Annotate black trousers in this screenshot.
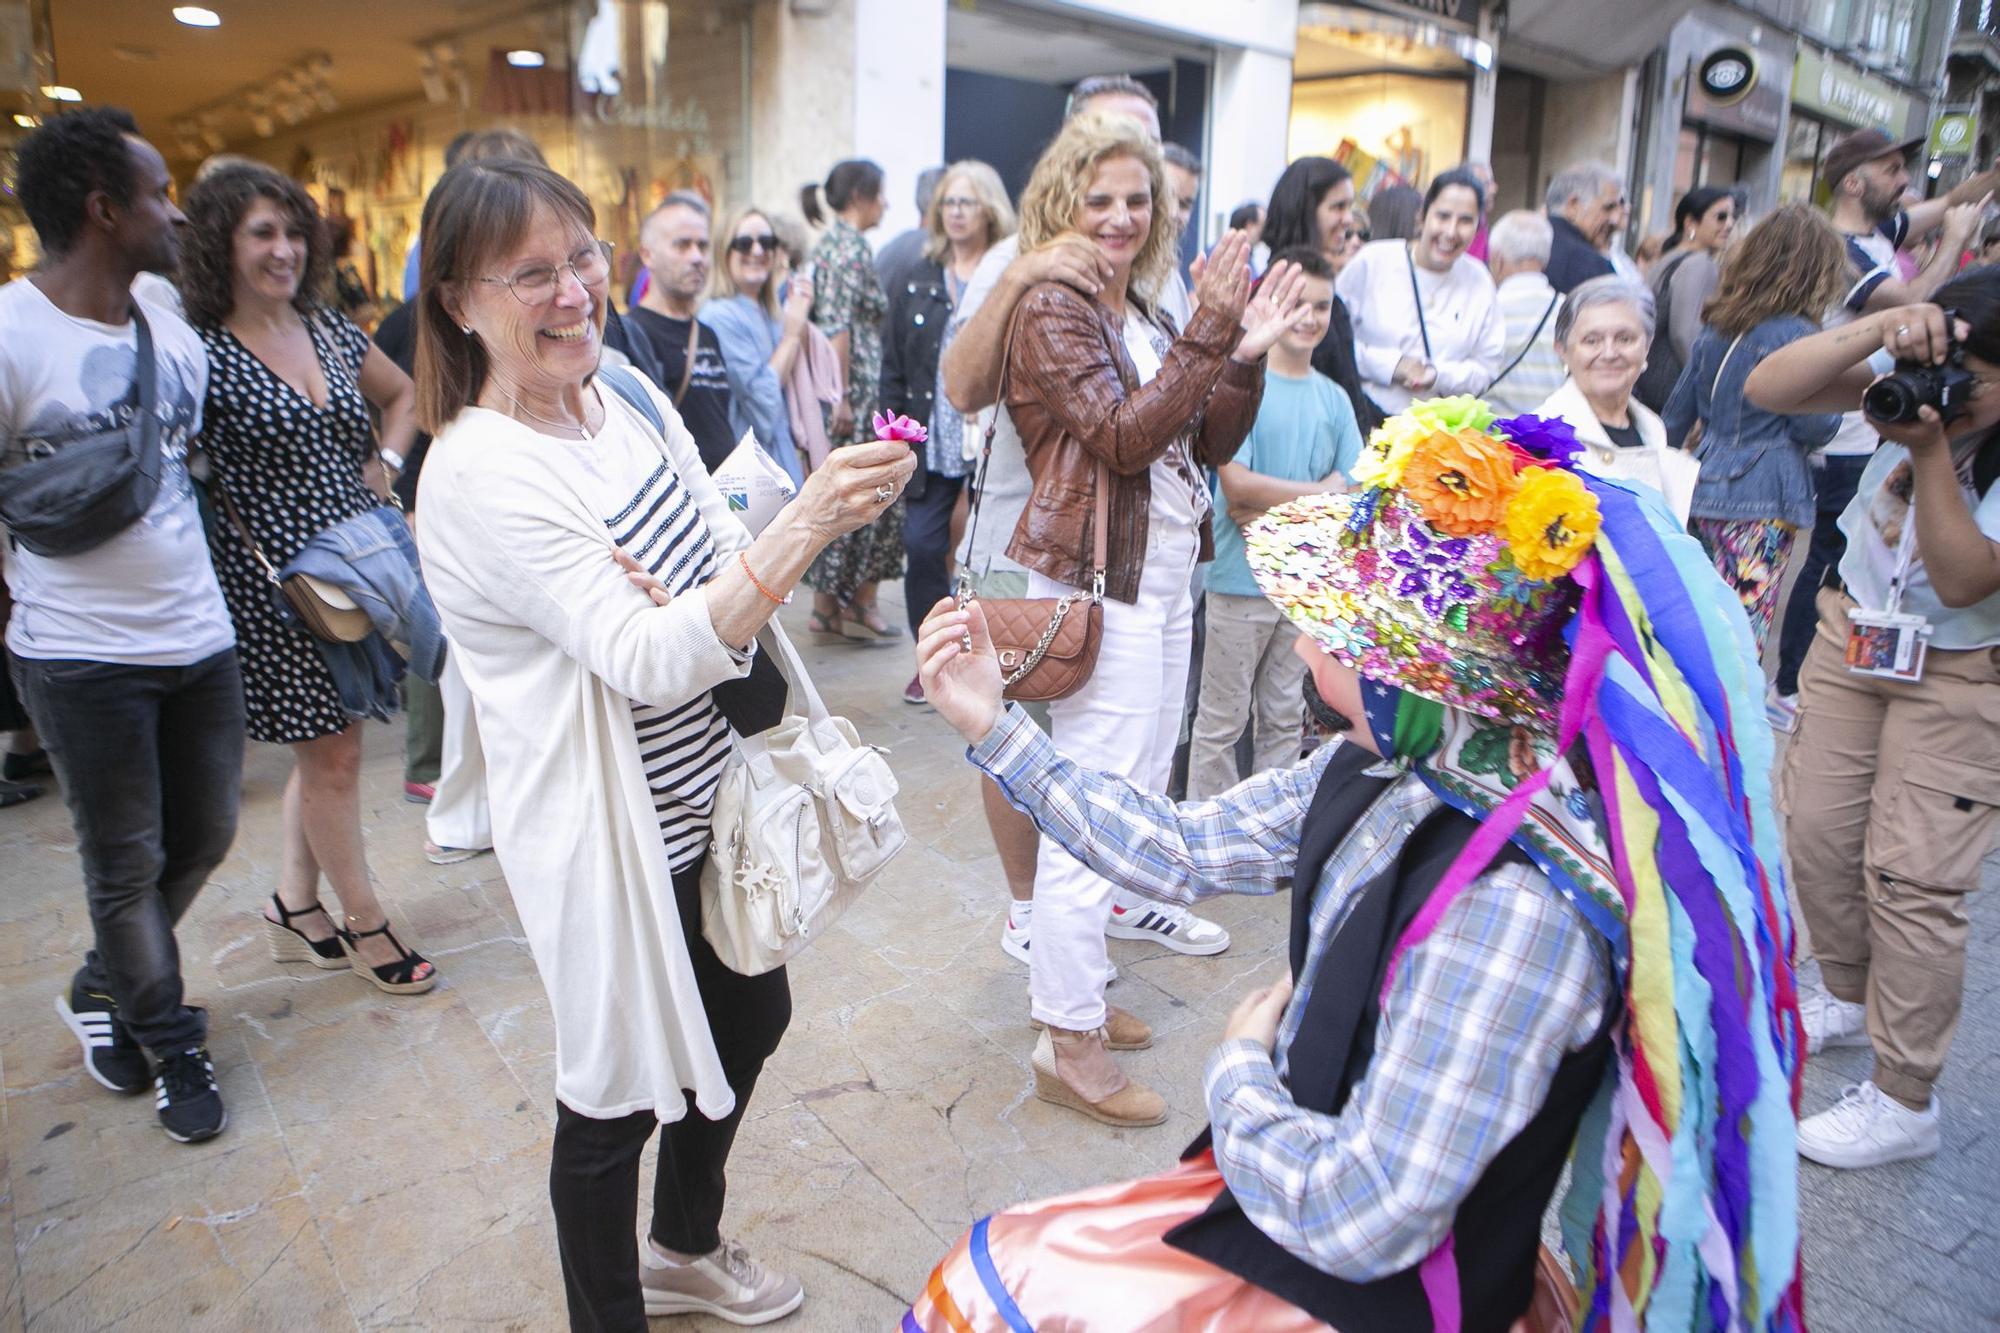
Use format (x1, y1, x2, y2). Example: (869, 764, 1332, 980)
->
(547, 854, 792, 1333)
(1774, 453, 1869, 696)
(903, 469, 967, 638)
(12, 649, 245, 1053)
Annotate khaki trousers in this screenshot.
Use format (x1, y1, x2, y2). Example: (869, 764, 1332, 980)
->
(1780, 587, 2000, 1106)
(1188, 593, 1306, 800)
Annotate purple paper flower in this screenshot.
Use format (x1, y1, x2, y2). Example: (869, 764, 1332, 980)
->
(872, 411, 929, 444)
(1494, 414, 1583, 470)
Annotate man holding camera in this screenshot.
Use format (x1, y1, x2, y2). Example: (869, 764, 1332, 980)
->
(1766, 132, 2000, 730)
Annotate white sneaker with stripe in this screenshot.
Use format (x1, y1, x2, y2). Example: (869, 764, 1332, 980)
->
(1105, 891, 1230, 956)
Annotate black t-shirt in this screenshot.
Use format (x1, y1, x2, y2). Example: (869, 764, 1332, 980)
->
(626, 306, 736, 474)
(370, 301, 427, 512)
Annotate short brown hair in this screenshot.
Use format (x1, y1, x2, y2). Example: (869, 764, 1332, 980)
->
(1701, 205, 1848, 339)
(1016, 113, 1175, 312)
(178, 163, 330, 330)
(413, 159, 595, 433)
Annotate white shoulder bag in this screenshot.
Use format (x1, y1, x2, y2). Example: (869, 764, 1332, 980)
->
(700, 622, 907, 975)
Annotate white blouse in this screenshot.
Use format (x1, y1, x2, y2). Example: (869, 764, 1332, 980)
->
(416, 375, 754, 1122)
(1335, 239, 1506, 415)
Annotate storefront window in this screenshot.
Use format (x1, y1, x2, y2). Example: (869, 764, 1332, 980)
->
(1782, 114, 1834, 204)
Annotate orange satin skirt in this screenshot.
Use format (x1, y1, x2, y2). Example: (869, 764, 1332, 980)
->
(904, 1151, 1332, 1332)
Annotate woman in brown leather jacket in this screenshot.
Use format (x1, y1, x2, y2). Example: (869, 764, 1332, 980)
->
(991, 111, 1309, 1127)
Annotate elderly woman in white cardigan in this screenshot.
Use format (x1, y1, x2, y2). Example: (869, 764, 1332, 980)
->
(1536, 274, 1699, 522)
(410, 159, 914, 1332)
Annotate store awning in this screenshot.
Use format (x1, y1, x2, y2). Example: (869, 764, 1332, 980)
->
(1499, 0, 1701, 81)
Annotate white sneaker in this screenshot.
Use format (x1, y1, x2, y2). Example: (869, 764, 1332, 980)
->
(1000, 905, 1117, 980)
(1106, 892, 1230, 956)
(639, 1237, 804, 1324)
(1797, 1080, 1940, 1169)
(1799, 983, 1869, 1055)
(1765, 686, 1798, 734)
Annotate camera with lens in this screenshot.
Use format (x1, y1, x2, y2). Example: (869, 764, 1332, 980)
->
(1863, 310, 1975, 426)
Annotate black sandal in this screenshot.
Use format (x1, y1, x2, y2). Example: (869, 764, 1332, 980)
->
(337, 918, 438, 995)
(0, 777, 43, 808)
(264, 894, 349, 970)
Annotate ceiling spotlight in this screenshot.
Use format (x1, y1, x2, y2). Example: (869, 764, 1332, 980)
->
(41, 85, 81, 102)
(506, 49, 546, 68)
(172, 6, 222, 26)
(13, 112, 40, 128)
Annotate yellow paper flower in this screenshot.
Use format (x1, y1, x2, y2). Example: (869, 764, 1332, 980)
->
(1404, 428, 1519, 536)
(1503, 466, 1601, 580)
(1351, 415, 1430, 489)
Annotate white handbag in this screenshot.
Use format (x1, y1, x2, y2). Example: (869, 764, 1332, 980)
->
(699, 622, 907, 976)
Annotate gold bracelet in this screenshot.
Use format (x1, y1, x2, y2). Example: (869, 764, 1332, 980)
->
(739, 550, 786, 605)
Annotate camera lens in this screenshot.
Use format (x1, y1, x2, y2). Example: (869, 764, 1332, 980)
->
(1862, 372, 1926, 424)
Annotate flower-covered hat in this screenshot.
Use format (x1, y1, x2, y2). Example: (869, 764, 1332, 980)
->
(1245, 396, 1600, 725)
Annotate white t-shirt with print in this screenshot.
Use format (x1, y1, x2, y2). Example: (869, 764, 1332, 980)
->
(0, 278, 234, 665)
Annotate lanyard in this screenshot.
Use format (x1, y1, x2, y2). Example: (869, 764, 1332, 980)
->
(1403, 245, 1433, 362)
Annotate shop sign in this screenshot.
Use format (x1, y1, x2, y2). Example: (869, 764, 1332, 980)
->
(1697, 46, 1758, 105)
(1791, 48, 1910, 131)
(1930, 110, 1977, 158)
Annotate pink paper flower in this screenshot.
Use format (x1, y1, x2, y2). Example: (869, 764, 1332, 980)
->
(872, 411, 928, 444)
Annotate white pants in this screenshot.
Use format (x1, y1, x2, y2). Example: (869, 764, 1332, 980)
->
(1026, 530, 1196, 1030)
(425, 654, 492, 851)
(1188, 593, 1306, 799)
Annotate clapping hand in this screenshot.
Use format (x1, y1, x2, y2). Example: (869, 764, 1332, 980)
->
(916, 597, 1004, 743)
(1194, 230, 1254, 328)
(1232, 259, 1313, 364)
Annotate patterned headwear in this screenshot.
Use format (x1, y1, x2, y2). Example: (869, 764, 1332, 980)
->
(1248, 398, 1806, 1333)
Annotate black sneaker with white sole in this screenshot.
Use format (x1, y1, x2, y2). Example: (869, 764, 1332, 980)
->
(55, 988, 151, 1093)
(154, 1047, 227, 1143)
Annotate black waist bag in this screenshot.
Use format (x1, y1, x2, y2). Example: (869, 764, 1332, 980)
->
(0, 305, 163, 557)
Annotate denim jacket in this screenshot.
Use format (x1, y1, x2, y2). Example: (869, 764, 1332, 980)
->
(1662, 316, 1841, 528)
(280, 506, 444, 720)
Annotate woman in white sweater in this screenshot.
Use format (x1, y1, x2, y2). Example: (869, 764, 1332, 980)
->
(409, 159, 914, 1331)
(1335, 168, 1505, 415)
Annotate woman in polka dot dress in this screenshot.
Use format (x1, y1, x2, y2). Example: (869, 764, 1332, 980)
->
(181, 164, 437, 995)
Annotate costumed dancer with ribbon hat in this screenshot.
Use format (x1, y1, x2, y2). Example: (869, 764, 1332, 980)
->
(906, 394, 1805, 1332)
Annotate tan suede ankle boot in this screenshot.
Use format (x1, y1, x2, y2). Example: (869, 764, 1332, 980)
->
(1031, 1027, 1167, 1127)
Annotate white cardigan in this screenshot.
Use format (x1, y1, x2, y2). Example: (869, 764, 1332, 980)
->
(1537, 377, 1699, 523)
(417, 377, 753, 1122)
(1336, 239, 1505, 415)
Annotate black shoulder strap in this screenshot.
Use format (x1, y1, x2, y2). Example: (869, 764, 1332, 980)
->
(1403, 245, 1432, 361)
(129, 304, 160, 477)
(1481, 293, 1559, 396)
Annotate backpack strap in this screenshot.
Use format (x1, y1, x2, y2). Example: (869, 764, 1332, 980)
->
(598, 364, 666, 437)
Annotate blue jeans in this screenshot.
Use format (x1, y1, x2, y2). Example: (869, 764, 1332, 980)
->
(12, 648, 245, 1054)
(1775, 453, 1869, 696)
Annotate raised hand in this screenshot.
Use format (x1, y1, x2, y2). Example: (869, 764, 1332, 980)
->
(789, 439, 916, 544)
(1194, 230, 1253, 327)
(915, 597, 1004, 743)
(1232, 259, 1313, 363)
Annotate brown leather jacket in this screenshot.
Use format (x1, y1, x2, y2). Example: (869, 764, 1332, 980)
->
(1002, 281, 1263, 604)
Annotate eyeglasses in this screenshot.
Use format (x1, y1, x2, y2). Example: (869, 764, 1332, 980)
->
(480, 240, 612, 305)
(938, 196, 980, 213)
(728, 233, 779, 256)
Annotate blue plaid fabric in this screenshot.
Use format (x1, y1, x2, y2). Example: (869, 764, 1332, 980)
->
(971, 704, 1613, 1280)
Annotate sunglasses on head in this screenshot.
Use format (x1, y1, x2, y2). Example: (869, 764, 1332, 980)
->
(728, 233, 778, 256)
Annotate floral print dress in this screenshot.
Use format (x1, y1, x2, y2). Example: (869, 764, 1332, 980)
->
(804, 218, 903, 603)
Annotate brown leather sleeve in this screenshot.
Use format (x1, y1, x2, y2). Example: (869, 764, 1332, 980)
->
(1007, 282, 1237, 477)
(1191, 355, 1265, 469)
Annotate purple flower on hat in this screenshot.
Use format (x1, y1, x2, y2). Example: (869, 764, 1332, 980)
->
(1494, 414, 1583, 470)
(1389, 522, 1477, 619)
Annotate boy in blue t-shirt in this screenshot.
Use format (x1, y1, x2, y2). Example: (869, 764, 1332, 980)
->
(1189, 248, 1362, 797)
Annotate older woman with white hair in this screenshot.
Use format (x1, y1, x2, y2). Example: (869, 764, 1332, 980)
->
(1482, 209, 1567, 415)
(1535, 274, 1698, 521)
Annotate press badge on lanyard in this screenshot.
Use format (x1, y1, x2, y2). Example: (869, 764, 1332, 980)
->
(1845, 520, 1932, 682)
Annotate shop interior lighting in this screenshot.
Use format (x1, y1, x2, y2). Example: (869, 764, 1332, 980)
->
(41, 85, 81, 102)
(172, 6, 222, 27)
(13, 113, 40, 128)
(505, 49, 546, 67)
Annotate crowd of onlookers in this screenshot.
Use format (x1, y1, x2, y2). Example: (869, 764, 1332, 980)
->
(3, 73, 1998, 1333)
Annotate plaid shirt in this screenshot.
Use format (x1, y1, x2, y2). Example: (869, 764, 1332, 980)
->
(971, 705, 1613, 1281)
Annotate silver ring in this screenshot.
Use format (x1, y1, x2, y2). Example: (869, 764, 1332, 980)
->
(1897, 325, 1910, 338)
(875, 483, 894, 504)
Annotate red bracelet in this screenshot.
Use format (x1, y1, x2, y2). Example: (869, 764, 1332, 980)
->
(739, 550, 786, 604)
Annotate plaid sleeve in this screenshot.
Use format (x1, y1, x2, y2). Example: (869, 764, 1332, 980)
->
(969, 703, 1330, 902)
(1202, 867, 1612, 1281)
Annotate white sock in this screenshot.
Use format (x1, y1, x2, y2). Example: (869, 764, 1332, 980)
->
(1008, 899, 1034, 928)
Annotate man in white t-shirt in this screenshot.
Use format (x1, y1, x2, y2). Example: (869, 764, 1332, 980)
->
(0, 109, 241, 1145)
(1768, 129, 2000, 725)
(939, 73, 1229, 966)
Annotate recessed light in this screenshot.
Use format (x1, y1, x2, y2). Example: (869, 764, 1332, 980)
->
(505, 49, 545, 68)
(13, 113, 40, 128)
(173, 6, 222, 26)
(41, 85, 81, 102)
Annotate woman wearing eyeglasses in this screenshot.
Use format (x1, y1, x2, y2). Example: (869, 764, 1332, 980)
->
(701, 207, 818, 487)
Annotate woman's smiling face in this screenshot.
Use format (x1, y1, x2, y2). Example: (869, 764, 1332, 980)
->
(457, 202, 608, 396)
(726, 212, 779, 297)
(1072, 152, 1153, 278)
(231, 196, 309, 306)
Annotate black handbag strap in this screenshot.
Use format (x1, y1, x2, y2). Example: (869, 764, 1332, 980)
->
(129, 303, 161, 477)
(1403, 245, 1432, 362)
(1480, 292, 1559, 396)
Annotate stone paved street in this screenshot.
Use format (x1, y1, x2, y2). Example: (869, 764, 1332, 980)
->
(3, 590, 1996, 1331)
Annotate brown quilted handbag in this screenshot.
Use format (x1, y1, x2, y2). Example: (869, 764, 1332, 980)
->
(957, 318, 1109, 704)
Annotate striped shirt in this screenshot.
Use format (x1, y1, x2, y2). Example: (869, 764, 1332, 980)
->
(970, 704, 1612, 1280)
(603, 440, 733, 870)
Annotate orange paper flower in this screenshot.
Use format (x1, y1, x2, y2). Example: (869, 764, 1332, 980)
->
(1403, 428, 1519, 536)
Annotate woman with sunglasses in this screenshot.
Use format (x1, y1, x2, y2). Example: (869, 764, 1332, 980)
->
(701, 207, 816, 486)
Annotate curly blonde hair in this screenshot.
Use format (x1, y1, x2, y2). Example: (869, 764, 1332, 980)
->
(923, 160, 1015, 265)
(1702, 205, 1849, 338)
(1016, 113, 1174, 310)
